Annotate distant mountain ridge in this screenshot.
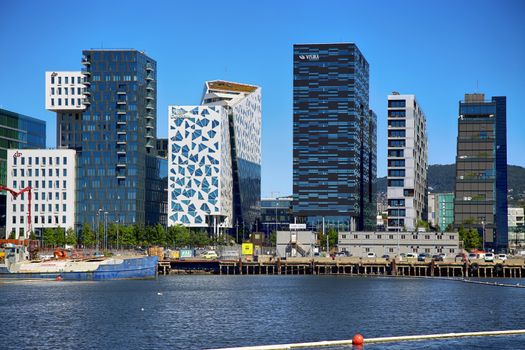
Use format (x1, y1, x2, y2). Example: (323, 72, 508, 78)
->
(377, 164, 525, 202)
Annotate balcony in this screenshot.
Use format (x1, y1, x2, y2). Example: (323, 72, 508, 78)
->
(116, 162, 127, 168)
(117, 130, 126, 135)
(81, 56, 91, 65)
(116, 139, 127, 145)
(146, 63, 154, 71)
(117, 110, 126, 115)
(146, 85, 154, 91)
(117, 149, 126, 155)
(145, 114, 154, 120)
(146, 74, 154, 81)
(81, 68, 91, 76)
(145, 124, 154, 129)
(117, 119, 127, 125)
(116, 174, 126, 180)
(83, 79, 91, 86)
(82, 98, 91, 105)
(117, 100, 127, 105)
(83, 89, 91, 95)
(146, 104, 154, 110)
(117, 91, 126, 95)
(146, 93, 154, 100)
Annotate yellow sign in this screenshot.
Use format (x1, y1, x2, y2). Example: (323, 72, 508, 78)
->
(242, 243, 253, 255)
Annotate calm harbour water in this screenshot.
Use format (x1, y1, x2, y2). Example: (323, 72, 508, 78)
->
(1, 276, 525, 349)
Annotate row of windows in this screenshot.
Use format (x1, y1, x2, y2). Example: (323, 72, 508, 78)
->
(50, 87, 83, 95)
(342, 233, 455, 240)
(13, 156, 68, 166)
(12, 180, 68, 190)
(13, 215, 67, 224)
(388, 179, 404, 187)
(14, 203, 67, 212)
(50, 76, 82, 85)
(11, 191, 67, 201)
(13, 168, 68, 177)
(50, 98, 82, 107)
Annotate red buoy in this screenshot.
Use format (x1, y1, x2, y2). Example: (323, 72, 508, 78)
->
(352, 333, 364, 345)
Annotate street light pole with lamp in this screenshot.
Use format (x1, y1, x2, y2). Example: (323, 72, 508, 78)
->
(96, 208, 102, 253)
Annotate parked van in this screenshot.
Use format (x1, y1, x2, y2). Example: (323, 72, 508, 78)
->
(406, 253, 417, 259)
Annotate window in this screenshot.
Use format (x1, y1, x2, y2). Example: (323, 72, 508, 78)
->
(63, 157, 67, 165)
(13, 169, 17, 177)
(389, 100, 406, 108)
(48, 204, 52, 211)
(365, 235, 370, 239)
(51, 76, 55, 84)
(65, 77, 68, 84)
(12, 204, 16, 212)
(63, 192, 67, 200)
(21, 169, 25, 177)
(342, 234, 347, 239)
(62, 216, 66, 224)
(388, 169, 405, 177)
(34, 203, 38, 212)
(388, 130, 406, 138)
(36, 157, 39, 165)
(63, 180, 66, 188)
(48, 216, 52, 224)
(56, 157, 60, 165)
(21, 157, 25, 165)
(35, 216, 39, 224)
(388, 179, 404, 187)
(55, 204, 59, 212)
(63, 169, 67, 176)
(51, 98, 55, 106)
(12, 216, 16, 224)
(404, 189, 415, 197)
(58, 76, 61, 84)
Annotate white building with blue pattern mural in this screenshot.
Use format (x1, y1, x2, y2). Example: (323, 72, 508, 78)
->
(168, 81, 261, 234)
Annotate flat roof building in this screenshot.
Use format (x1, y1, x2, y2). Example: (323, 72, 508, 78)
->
(293, 43, 376, 231)
(454, 93, 507, 252)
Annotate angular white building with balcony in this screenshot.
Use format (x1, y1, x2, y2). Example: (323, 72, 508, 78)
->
(387, 93, 428, 232)
(6, 149, 76, 239)
(168, 80, 261, 234)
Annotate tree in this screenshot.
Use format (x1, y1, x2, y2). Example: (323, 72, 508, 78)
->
(43, 228, 56, 247)
(191, 231, 210, 247)
(81, 223, 95, 248)
(119, 225, 137, 248)
(459, 226, 482, 251)
(319, 228, 337, 251)
(29, 231, 36, 240)
(445, 223, 454, 232)
(65, 227, 77, 246)
(172, 225, 191, 247)
(55, 227, 66, 247)
(269, 231, 277, 246)
(8, 231, 16, 239)
(416, 220, 430, 230)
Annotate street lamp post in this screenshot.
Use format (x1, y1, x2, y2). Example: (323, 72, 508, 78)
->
(481, 220, 485, 251)
(104, 212, 108, 251)
(96, 209, 102, 253)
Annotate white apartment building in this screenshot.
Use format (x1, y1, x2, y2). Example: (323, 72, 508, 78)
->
(45, 71, 86, 111)
(6, 149, 76, 239)
(387, 93, 428, 232)
(508, 207, 524, 228)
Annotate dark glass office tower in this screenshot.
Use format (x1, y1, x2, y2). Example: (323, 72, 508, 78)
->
(77, 49, 162, 226)
(454, 93, 507, 252)
(293, 43, 376, 231)
(0, 108, 46, 234)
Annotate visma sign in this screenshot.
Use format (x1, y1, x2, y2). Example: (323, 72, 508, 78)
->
(298, 54, 319, 61)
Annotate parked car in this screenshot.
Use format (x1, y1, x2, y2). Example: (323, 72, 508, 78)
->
(468, 253, 478, 261)
(455, 253, 467, 262)
(484, 252, 495, 262)
(202, 250, 218, 259)
(366, 252, 376, 258)
(438, 253, 447, 259)
(381, 254, 390, 260)
(336, 251, 350, 257)
(417, 253, 429, 262)
(432, 254, 443, 261)
(497, 254, 508, 261)
(406, 253, 417, 259)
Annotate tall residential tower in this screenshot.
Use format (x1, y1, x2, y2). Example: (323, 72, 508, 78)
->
(454, 93, 507, 252)
(46, 49, 167, 229)
(293, 43, 376, 231)
(386, 94, 428, 232)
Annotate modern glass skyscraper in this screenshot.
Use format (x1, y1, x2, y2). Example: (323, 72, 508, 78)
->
(454, 93, 507, 252)
(0, 108, 46, 234)
(72, 49, 164, 227)
(293, 43, 376, 231)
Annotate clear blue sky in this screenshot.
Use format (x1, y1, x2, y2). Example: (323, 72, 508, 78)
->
(1, 0, 524, 197)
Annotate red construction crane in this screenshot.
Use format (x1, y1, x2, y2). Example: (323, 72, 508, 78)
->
(0, 185, 32, 237)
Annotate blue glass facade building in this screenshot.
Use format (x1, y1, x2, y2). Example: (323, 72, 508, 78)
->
(74, 50, 165, 227)
(454, 94, 507, 252)
(293, 43, 376, 231)
(0, 108, 46, 232)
